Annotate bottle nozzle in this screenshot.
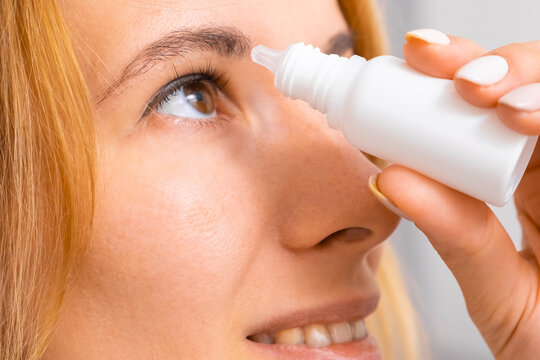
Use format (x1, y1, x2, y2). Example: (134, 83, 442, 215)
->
(251, 45, 284, 74)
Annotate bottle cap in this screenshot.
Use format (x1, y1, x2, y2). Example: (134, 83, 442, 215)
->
(251, 45, 284, 74)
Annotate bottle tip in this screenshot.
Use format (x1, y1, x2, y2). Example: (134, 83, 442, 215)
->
(251, 45, 284, 74)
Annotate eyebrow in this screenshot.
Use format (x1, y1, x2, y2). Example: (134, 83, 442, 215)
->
(97, 26, 355, 104)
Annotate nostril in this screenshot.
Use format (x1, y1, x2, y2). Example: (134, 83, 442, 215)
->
(318, 227, 372, 246)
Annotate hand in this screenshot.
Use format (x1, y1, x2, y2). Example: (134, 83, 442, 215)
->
(373, 29, 540, 359)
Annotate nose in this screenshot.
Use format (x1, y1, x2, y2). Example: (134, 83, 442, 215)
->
(247, 95, 400, 252)
(319, 227, 373, 246)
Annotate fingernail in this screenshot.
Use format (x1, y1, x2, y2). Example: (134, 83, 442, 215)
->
(455, 55, 509, 86)
(405, 28, 451, 45)
(498, 82, 540, 112)
(368, 174, 411, 221)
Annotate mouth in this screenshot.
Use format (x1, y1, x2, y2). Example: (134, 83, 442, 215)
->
(246, 298, 381, 360)
(248, 317, 368, 346)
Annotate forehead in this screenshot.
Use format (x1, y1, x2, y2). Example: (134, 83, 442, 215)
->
(63, 0, 347, 93)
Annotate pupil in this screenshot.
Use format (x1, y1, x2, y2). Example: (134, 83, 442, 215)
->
(184, 82, 215, 114)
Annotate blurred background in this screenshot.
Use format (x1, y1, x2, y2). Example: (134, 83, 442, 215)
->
(379, 0, 540, 359)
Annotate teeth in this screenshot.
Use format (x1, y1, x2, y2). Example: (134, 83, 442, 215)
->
(350, 319, 367, 340)
(275, 327, 304, 345)
(250, 319, 368, 347)
(328, 321, 353, 344)
(304, 324, 332, 347)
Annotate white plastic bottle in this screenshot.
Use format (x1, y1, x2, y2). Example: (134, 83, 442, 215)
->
(251, 42, 538, 206)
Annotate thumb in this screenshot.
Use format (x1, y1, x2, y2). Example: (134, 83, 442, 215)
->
(373, 165, 536, 354)
(515, 141, 540, 226)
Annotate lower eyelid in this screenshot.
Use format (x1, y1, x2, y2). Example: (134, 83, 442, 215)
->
(145, 107, 232, 131)
(140, 79, 240, 131)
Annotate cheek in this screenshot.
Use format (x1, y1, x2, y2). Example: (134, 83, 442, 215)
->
(84, 134, 258, 349)
(366, 245, 384, 271)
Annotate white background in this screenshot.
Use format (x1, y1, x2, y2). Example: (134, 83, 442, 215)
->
(380, 0, 539, 358)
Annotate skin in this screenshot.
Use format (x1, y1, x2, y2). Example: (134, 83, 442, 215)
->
(44, 0, 540, 358)
(43, 0, 398, 359)
(380, 38, 540, 358)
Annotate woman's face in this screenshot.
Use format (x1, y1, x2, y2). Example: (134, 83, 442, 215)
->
(46, 0, 400, 359)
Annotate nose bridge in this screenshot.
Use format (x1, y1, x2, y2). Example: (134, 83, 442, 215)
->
(252, 97, 395, 251)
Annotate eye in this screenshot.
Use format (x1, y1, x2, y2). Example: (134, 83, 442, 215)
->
(144, 67, 229, 121)
(156, 80, 217, 119)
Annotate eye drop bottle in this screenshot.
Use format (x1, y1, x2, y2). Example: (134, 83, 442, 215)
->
(251, 43, 538, 206)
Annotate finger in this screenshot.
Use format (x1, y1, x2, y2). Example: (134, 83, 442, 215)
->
(373, 165, 536, 353)
(454, 41, 540, 107)
(403, 29, 486, 79)
(514, 140, 540, 229)
(514, 141, 540, 272)
(519, 213, 540, 261)
(496, 83, 540, 135)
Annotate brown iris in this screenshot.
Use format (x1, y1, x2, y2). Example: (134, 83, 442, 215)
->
(183, 81, 216, 115)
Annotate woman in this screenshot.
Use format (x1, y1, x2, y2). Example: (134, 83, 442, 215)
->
(1, 0, 539, 359)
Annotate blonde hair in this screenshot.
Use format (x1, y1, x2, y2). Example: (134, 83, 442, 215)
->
(0, 0, 95, 359)
(0, 0, 423, 359)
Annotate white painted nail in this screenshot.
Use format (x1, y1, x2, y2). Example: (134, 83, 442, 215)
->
(455, 55, 509, 86)
(498, 83, 540, 112)
(405, 28, 451, 45)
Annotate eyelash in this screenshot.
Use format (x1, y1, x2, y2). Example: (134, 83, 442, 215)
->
(143, 63, 230, 118)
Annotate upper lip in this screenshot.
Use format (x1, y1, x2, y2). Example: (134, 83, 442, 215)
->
(246, 295, 380, 337)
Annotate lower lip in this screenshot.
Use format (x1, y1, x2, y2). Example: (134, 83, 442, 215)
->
(247, 336, 381, 360)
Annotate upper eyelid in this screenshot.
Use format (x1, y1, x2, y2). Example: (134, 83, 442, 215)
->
(142, 70, 226, 118)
